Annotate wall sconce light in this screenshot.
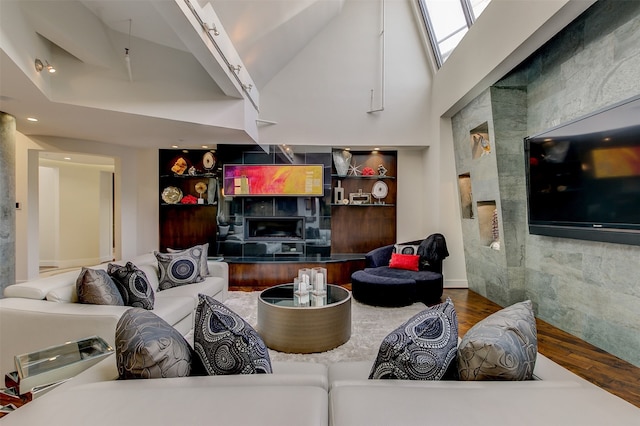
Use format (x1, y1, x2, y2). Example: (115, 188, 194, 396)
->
(229, 64, 241, 73)
(205, 23, 220, 36)
(35, 58, 55, 73)
(242, 83, 253, 91)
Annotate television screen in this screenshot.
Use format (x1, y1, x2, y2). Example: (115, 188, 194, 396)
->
(223, 164, 324, 196)
(525, 95, 640, 246)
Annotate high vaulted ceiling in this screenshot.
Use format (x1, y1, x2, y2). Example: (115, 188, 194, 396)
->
(0, 0, 343, 149)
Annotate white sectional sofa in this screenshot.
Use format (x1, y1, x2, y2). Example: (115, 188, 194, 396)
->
(1, 352, 638, 425)
(0, 355, 329, 426)
(327, 355, 640, 425)
(0, 253, 228, 375)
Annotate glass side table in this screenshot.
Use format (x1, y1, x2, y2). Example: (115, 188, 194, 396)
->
(13, 336, 113, 396)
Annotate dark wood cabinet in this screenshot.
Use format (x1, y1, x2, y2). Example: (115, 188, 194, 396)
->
(330, 151, 397, 253)
(159, 149, 219, 255)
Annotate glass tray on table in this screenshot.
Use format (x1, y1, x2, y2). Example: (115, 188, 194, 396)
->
(14, 336, 114, 396)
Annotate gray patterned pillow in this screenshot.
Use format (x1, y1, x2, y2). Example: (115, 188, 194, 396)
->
(155, 246, 205, 290)
(457, 300, 537, 381)
(76, 267, 124, 306)
(167, 243, 210, 277)
(115, 308, 193, 379)
(369, 297, 458, 380)
(107, 262, 155, 310)
(194, 294, 272, 375)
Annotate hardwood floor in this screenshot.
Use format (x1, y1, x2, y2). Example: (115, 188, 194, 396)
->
(443, 288, 640, 409)
(232, 284, 640, 409)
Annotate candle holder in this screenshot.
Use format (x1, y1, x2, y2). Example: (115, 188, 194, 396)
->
(311, 267, 327, 296)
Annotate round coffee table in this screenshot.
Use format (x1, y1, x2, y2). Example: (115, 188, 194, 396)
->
(257, 284, 351, 353)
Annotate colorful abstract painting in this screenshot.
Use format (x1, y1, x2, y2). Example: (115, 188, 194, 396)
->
(223, 164, 324, 196)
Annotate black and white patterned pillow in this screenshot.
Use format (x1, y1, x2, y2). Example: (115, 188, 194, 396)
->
(194, 294, 272, 375)
(115, 308, 193, 379)
(458, 300, 537, 381)
(369, 297, 458, 380)
(167, 243, 210, 277)
(107, 262, 155, 310)
(155, 247, 205, 290)
(76, 267, 124, 306)
(393, 243, 420, 255)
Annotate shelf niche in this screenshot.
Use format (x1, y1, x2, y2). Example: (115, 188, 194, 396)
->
(470, 122, 491, 160)
(477, 200, 499, 248)
(458, 173, 473, 219)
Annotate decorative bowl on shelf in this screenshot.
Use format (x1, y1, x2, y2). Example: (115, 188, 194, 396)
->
(161, 186, 183, 204)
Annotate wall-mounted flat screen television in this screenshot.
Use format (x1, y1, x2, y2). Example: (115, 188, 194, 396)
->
(223, 164, 324, 196)
(524, 94, 640, 246)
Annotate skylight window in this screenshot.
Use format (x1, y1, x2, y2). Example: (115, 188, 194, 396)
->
(418, 0, 491, 68)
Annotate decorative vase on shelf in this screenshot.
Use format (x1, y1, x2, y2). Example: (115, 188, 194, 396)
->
(332, 150, 352, 177)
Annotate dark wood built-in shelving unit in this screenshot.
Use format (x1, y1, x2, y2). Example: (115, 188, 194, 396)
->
(330, 151, 397, 254)
(159, 149, 219, 255)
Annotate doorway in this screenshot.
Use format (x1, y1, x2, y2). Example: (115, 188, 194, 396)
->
(38, 152, 115, 273)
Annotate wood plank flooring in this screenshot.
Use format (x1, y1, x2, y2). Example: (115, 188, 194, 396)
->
(232, 284, 640, 409)
(440, 289, 640, 409)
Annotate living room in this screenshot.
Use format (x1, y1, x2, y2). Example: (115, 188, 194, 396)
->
(1, 0, 639, 421)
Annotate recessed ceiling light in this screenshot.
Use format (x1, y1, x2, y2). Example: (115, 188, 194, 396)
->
(202, 145, 209, 149)
(171, 145, 179, 149)
(27, 117, 38, 122)
(64, 157, 71, 160)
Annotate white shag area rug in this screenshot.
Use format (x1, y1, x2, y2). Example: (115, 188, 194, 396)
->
(222, 291, 428, 365)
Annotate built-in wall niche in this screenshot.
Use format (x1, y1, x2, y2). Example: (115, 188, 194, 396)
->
(458, 173, 473, 219)
(477, 200, 499, 249)
(470, 122, 491, 159)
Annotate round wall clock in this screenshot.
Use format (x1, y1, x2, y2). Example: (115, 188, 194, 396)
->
(203, 152, 216, 170)
(372, 180, 388, 203)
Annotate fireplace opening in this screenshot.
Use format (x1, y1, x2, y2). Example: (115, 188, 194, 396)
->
(245, 217, 305, 240)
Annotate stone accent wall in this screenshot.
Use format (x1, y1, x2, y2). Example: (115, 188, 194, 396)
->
(452, 0, 640, 366)
(0, 112, 16, 296)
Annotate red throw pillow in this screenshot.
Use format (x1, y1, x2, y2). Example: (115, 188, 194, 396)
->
(389, 253, 420, 271)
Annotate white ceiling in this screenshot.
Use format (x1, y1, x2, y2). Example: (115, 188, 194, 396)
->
(0, 0, 342, 150)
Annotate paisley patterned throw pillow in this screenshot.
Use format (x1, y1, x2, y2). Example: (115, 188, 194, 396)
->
(194, 294, 272, 375)
(76, 267, 124, 306)
(155, 246, 205, 290)
(457, 300, 537, 381)
(115, 308, 193, 379)
(369, 297, 458, 380)
(108, 262, 155, 309)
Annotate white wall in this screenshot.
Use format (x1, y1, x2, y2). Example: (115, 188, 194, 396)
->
(258, 0, 432, 148)
(38, 166, 58, 266)
(14, 134, 157, 281)
(256, 0, 468, 286)
(37, 159, 113, 268)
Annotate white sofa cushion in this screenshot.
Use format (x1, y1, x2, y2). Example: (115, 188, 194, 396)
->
(46, 283, 78, 303)
(1, 383, 328, 426)
(54, 355, 329, 391)
(4, 270, 81, 300)
(329, 381, 639, 426)
(155, 276, 225, 307)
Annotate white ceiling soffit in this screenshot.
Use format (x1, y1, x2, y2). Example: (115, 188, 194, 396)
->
(1, 0, 260, 148)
